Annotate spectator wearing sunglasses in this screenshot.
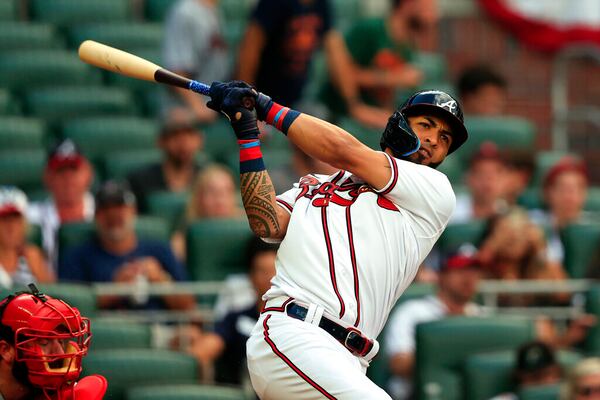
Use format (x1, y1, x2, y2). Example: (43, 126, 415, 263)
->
(562, 358, 600, 400)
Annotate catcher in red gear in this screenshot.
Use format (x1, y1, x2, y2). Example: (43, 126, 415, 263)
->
(0, 284, 107, 400)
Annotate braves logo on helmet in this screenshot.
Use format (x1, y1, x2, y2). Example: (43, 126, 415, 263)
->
(437, 100, 458, 114)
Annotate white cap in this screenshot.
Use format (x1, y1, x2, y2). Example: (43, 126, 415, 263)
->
(0, 186, 28, 216)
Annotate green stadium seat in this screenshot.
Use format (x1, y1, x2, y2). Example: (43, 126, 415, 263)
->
(585, 285, 600, 354)
(437, 154, 463, 184)
(102, 149, 162, 180)
(0, 117, 46, 150)
(464, 350, 580, 400)
(82, 350, 198, 400)
(58, 217, 170, 264)
(0, 50, 101, 91)
(415, 316, 535, 400)
(24, 87, 137, 123)
(62, 117, 158, 164)
(68, 23, 164, 51)
(413, 52, 448, 85)
(144, 0, 176, 21)
(139, 87, 162, 118)
(331, 0, 361, 30)
(1, 283, 98, 317)
(587, 187, 600, 212)
(437, 221, 486, 254)
(146, 191, 189, 233)
(202, 118, 239, 163)
(0, 89, 19, 115)
(460, 116, 536, 164)
(27, 224, 43, 248)
(186, 219, 253, 281)
(30, 0, 130, 26)
(225, 147, 292, 173)
(0, 0, 17, 21)
(338, 117, 383, 150)
(0, 149, 45, 193)
(127, 384, 247, 400)
(220, 0, 254, 22)
(0, 23, 63, 50)
(561, 222, 600, 279)
(91, 320, 152, 351)
(518, 384, 562, 400)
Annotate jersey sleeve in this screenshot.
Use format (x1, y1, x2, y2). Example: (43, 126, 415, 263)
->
(275, 182, 302, 215)
(376, 153, 456, 238)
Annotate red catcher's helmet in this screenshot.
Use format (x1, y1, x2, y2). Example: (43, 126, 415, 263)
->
(0, 285, 91, 392)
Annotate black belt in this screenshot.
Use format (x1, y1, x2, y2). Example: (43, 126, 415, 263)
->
(285, 303, 373, 358)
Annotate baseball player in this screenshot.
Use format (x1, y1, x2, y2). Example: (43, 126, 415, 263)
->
(0, 284, 106, 400)
(207, 81, 468, 399)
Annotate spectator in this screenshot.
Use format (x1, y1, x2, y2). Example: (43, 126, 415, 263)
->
(27, 139, 94, 268)
(184, 237, 279, 385)
(386, 248, 483, 399)
(162, 0, 229, 122)
(457, 64, 507, 116)
(320, 0, 438, 127)
(0, 187, 54, 288)
(530, 157, 590, 265)
(490, 341, 563, 400)
(59, 181, 195, 311)
(451, 142, 510, 224)
(171, 164, 244, 260)
(561, 358, 600, 400)
(127, 117, 205, 213)
(504, 149, 535, 207)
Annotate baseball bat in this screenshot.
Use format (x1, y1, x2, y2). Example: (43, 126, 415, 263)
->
(78, 40, 210, 95)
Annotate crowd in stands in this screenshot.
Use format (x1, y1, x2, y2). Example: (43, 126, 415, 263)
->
(1, 0, 600, 398)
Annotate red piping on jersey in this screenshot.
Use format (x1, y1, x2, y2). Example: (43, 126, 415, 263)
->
(321, 207, 345, 319)
(379, 154, 398, 195)
(276, 199, 293, 213)
(262, 314, 338, 399)
(262, 297, 294, 313)
(346, 206, 361, 327)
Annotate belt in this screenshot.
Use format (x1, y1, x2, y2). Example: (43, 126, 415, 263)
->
(285, 302, 374, 358)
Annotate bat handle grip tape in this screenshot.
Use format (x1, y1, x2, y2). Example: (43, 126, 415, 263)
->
(188, 80, 210, 95)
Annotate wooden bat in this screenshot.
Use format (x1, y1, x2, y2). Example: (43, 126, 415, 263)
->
(78, 40, 211, 95)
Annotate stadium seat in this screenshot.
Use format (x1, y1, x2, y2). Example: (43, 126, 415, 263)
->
(460, 116, 536, 164)
(202, 118, 240, 163)
(518, 384, 562, 400)
(436, 221, 486, 253)
(225, 147, 293, 173)
(186, 219, 253, 281)
(585, 285, 600, 354)
(58, 217, 170, 265)
(414, 316, 535, 400)
(144, 0, 176, 21)
(24, 87, 137, 123)
(30, 0, 130, 26)
(0, 23, 64, 50)
(587, 187, 600, 212)
(437, 154, 463, 184)
(0, 89, 18, 115)
(0, 149, 45, 193)
(62, 117, 158, 164)
(0, 117, 46, 150)
(464, 350, 580, 400)
(0, 0, 16, 21)
(413, 52, 448, 85)
(338, 117, 383, 151)
(68, 23, 164, 51)
(127, 384, 247, 400)
(139, 87, 162, 118)
(0, 50, 101, 91)
(91, 320, 152, 351)
(146, 191, 189, 233)
(220, 0, 254, 22)
(82, 350, 198, 400)
(331, 0, 361, 30)
(561, 222, 600, 278)
(27, 224, 43, 248)
(102, 149, 162, 180)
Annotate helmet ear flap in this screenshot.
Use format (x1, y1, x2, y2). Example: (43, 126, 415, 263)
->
(380, 110, 420, 158)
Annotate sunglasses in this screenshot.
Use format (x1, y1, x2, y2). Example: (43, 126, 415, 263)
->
(578, 385, 600, 396)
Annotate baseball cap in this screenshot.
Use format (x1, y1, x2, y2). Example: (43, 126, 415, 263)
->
(94, 181, 136, 210)
(160, 115, 201, 137)
(0, 186, 28, 217)
(468, 141, 505, 168)
(516, 341, 557, 372)
(543, 156, 588, 188)
(440, 243, 480, 272)
(47, 139, 86, 170)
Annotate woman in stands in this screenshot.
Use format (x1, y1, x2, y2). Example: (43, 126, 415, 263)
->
(0, 186, 54, 288)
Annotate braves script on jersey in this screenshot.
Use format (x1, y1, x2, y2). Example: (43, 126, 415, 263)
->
(265, 153, 456, 339)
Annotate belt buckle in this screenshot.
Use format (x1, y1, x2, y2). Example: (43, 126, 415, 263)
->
(343, 328, 371, 357)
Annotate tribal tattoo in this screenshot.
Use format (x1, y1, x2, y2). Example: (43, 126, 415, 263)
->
(240, 170, 281, 238)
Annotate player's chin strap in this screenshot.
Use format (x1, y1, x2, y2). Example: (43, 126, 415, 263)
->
(49, 375, 108, 400)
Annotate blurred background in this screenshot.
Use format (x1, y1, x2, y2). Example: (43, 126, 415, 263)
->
(0, 0, 600, 399)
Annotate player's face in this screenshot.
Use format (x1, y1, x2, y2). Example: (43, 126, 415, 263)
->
(406, 115, 453, 167)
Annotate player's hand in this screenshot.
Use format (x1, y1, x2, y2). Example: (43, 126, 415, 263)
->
(207, 81, 261, 140)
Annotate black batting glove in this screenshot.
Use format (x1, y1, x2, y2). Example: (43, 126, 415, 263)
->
(207, 81, 260, 140)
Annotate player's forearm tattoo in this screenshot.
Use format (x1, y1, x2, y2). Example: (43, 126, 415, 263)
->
(240, 171, 280, 237)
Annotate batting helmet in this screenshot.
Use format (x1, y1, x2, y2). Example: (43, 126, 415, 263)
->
(0, 284, 91, 392)
(380, 90, 468, 157)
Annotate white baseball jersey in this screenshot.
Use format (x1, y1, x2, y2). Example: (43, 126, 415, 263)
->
(264, 152, 456, 339)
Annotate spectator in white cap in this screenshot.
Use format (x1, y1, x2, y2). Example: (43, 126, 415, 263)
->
(0, 186, 54, 288)
(27, 139, 95, 269)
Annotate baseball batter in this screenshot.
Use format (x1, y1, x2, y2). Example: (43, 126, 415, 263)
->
(207, 81, 468, 399)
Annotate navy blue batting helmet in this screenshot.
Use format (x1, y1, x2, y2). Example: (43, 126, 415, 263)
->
(380, 90, 468, 157)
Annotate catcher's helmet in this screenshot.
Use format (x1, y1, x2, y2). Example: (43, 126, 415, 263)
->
(380, 90, 468, 157)
(0, 284, 90, 392)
